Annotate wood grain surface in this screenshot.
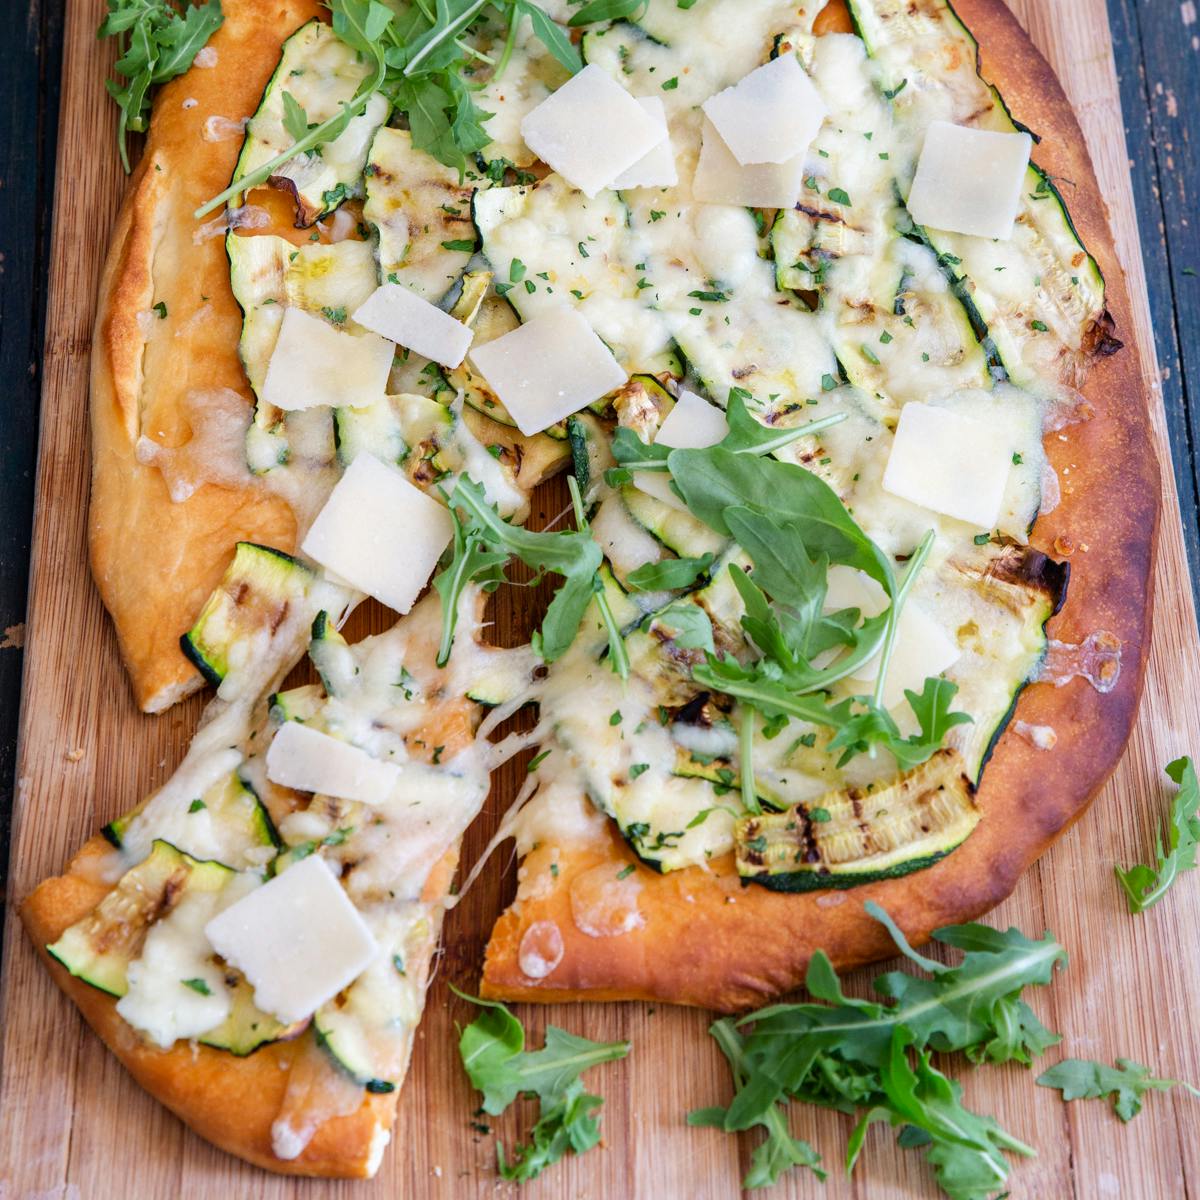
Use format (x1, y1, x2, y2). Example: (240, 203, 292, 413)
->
(1, 2, 1197, 1198)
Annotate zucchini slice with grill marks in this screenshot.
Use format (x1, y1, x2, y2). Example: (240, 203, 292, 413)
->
(182, 542, 313, 688)
(233, 20, 389, 226)
(736, 748, 977, 890)
(47, 841, 293, 1054)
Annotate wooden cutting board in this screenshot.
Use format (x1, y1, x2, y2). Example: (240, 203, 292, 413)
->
(2, 2, 1198, 1197)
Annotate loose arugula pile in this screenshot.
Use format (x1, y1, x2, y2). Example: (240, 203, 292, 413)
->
(435, 476, 629, 676)
(690, 902, 1062, 1198)
(454, 988, 630, 1182)
(611, 396, 973, 801)
(195, 0, 586, 218)
(98, 0, 224, 170)
(1115, 755, 1199, 912)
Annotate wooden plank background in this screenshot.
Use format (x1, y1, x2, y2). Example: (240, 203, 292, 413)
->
(2, 1, 1199, 1198)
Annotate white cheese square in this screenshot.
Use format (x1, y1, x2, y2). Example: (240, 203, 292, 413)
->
(262, 307, 394, 411)
(692, 119, 806, 209)
(468, 307, 627, 436)
(301, 452, 454, 612)
(656, 389, 730, 449)
(351, 283, 473, 368)
(266, 720, 402, 805)
(906, 121, 1033, 240)
(611, 97, 678, 190)
(520, 64, 664, 197)
(701, 54, 827, 165)
(851, 600, 961, 710)
(635, 390, 728, 512)
(882, 402, 1012, 529)
(204, 855, 379, 1024)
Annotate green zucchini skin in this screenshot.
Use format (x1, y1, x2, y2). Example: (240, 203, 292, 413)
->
(745, 848, 959, 893)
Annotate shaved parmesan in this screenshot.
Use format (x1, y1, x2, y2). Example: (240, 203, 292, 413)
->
(692, 118, 805, 209)
(906, 121, 1033, 240)
(851, 600, 961, 710)
(636, 390, 728, 511)
(301, 453, 454, 612)
(882, 402, 1012, 529)
(266, 721, 403, 805)
(611, 97, 678, 190)
(351, 283, 473, 368)
(823, 565, 888, 618)
(468, 307, 627, 436)
(262, 307, 394, 411)
(204, 856, 379, 1024)
(702, 54, 827, 165)
(519, 64, 663, 197)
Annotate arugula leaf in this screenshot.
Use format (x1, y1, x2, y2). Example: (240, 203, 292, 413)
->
(98, 0, 224, 170)
(454, 989, 630, 1182)
(568, 0, 647, 26)
(433, 503, 509, 666)
(625, 552, 714, 592)
(1035, 1057, 1200, 1122)
(517, 0, 582, 71)
(694, 902, 1065, 1196)
(652, 603, 714, 654)
(280, 91, 311, 142)
(1115, 756, 1200, 912)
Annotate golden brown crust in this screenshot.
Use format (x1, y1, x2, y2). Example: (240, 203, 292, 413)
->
(89, 0, 317, 712)
(480, 0, 1162, 1012)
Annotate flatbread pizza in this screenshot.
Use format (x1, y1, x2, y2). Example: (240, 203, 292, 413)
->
(26, 0, 1158, 1178)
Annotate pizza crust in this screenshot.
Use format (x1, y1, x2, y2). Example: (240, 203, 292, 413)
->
(89, 0, 320, 713)
(23, 834, 460, 1177)
(479, 0, 1161, 1012)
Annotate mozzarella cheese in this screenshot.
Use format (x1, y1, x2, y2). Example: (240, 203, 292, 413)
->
(701, 54, 827, 165)
(519, 64, 664, 197)
(301, 453, 454, 613)
(611, 97, 678, 190)
(635, 389, 728, 512)
(468, 306, 627, 435)
(882, 402, 1012, 529)
(906, 121, 1033, 240)
(692, 118, 805, 209)
(204, 855, 379, 1024)
(351, 283, 473, 368)
(261, 307, 394, 411)
(266, 721, 403, 805)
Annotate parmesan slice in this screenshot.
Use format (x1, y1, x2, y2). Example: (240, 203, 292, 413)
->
(882, 402, 1012, 529)
(701, 54, 827, 165)
(301, 453, 454, 612)
(468, 307, 627, 435)
(204, 856, 379, 1024)
(351, 283, 473, 368)
(851, 600, 961, 710)
(692, 118, 805, 209)
(266, 721, 403, 805)
(611, 97, 678, 190)
(636, 390, 728, 512)
(906, 121, 1033, 240)
(261, 307, 394, 411)
(519, 64, 664, 197)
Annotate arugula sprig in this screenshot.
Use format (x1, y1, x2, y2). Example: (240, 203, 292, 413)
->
(434, 476, 628, 676)
(695, 902, 1065, 1197)
(195, 0, 584, 218)
(454, 988, 630, 1182)
(1115, 755, 1199, 912)
(98, 0, 224, 171)
(1036, 1057, 1200, 1121)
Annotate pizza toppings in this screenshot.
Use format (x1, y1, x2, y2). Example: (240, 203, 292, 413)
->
(518, 64, 665, 197)
(204, 855, 379, 1024)
(634, 390, 728, 511)
(692, 118, 807, 208)
(610, 97, 678, 190)
(300, 453, 455, 613)
(261, 307, 393, 411)
(906, 121, 1034, 240)
(468, 307, 627, 436)
(882, 401, 1015, 529)
(265, 721, 403, 805)
(701, 54, 827, 166)
(351, 283, 473, 368)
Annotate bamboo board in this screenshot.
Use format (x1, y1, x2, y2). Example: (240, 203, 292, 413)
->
(1, 2, 1198, 1197)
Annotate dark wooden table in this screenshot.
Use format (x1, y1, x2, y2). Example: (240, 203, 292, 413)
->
(1, 0, 1196, 923)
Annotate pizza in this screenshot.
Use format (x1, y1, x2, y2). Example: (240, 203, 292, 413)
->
(23, 0, 1158, 1180)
